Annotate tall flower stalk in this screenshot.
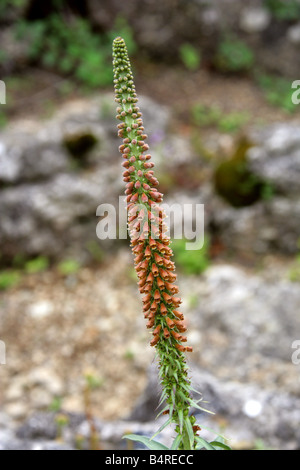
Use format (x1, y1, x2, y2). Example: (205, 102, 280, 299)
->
(112, 37, 209, 451)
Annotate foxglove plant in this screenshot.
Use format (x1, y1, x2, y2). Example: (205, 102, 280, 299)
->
(112, 37, 225, 451)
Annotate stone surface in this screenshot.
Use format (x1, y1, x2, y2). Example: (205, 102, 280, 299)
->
(129, 363, 300, 450)
(212, 195, 300, 255)
(248, 123, 300, 195)
(191, 265, 300, 364)
(287, 23, 300, 45)
(2, 361, 300, 450)
(0, 248, 299, 450)
(0, 94, 170, 262)
(208, 122, 300, 255)
(240, 7, 271, 33)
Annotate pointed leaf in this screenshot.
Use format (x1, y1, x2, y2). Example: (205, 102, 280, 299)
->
(210, 440, 231, 450)
(122, 434, 169, 450)
(155, 404, 170, 419)
(178, 408, 184, 434)
(197, 424, 228, 441)
(184, 417, 195, 449)
(182, 431, 191, 450)
(171, 434, 182, 450)
(150, 417, 172, 440)
(188, 398, 215, 414)
(157, 390, 167, 408)
(195, 436, 215, 450)
(190, 386, 203, 397)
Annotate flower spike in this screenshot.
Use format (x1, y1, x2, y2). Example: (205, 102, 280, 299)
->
(113, 36, 202, 450)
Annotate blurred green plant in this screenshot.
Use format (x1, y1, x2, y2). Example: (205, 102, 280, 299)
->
(191, 104, 221, 127)
(57, 259, 81, 276)
(85, 240, 105, 263)
(84, 372, 103, 450)
(214, 137, 275, 208)
(84, 372, 104, 390)
(172, 237, 210, 275)
(215, 36, 255, 73)
(0, 0, 27, 16)
(179, 43, 201, 71)
(187, 293, 199, 310)
(0, 270, 21, 290)
(123, 349, 135, 360)
(257, 74, 299, 113)
(0, 50, 7, 66)
(55, 413, 70, 441)
(218, 112, 250, 134)
(14, 15, 136, 89)
(25, 256, 49, 274)
(191, 103, 249, 133)
(260, 181, 275, 201)
(264, 0, 300, 20)
(289, 240, 300, 282)
(0, 111, 8, 129)
(49, 396, 63, 413)
(289, 264, 300, 282)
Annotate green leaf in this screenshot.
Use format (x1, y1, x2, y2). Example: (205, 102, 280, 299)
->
(182, 430, 191, 450)
(188, 397, 215, 415)
(195, 436, 215, 450)
(171, 434, 182, 450)
(190, 386, 203, 397)
(170, 388, 176, 407)
(197, 424, 228, 442)
(122, 434, 169, 450)
(155, 404, 169, 419)
(157, 389, 167, 408)
(184, 418, 195, 449)
(177, 390, 189, 403)
(169, 402, 174, 419)
(150, 417, 172, 440)
(210, 440, 231, 450)
(178, 408, 184, 434)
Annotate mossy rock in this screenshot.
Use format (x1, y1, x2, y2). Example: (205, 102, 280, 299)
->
(214, 138, 266, 208)
(63, 132, 98, 168)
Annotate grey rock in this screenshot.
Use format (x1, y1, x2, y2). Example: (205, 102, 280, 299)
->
(193, 264, 300, 364)
(212, 195, 300, 254)
(287, 23, 300, 45)
(16, 412, 58, 441)
(248, 123, 300, 195)
(240, 7, 271, 33)
(191, 368, 300, 450)
(0, 136, 70, 184)
(0, 428, 29, 451)
(129, 364, 300, 450)
(0, 93, 172, 262)
(0, 172, 108, 259)
(209, 122, 300, 255)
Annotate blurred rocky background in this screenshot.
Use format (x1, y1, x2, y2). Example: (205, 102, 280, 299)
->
(0, 0, 300, 450)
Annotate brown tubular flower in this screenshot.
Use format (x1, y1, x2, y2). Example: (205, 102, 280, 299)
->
(113, 37, 202, 450)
